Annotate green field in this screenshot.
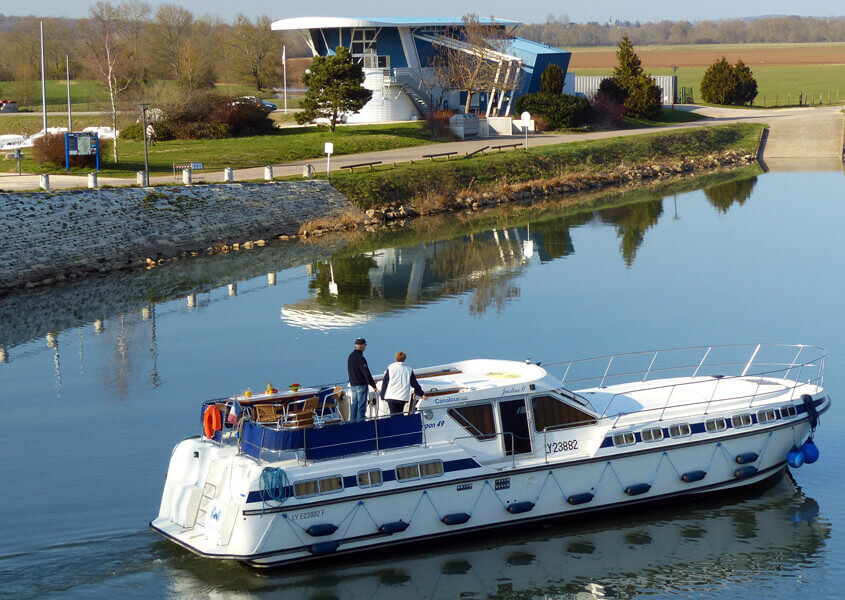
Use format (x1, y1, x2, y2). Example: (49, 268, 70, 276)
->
(575, 65, 845, 107)
(0, 79, 293, 112)
(0, 122, 436, 177)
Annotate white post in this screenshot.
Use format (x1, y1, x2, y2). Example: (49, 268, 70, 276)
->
(136, 171, 148, 187)
(223, 167, 233, 183)
(228, 283, 237, 297)
(267, 272, 276, 286)
(264, 166, 274, 181)
(182, 168, 192, 185)
(324, 142, 334, 178)
(66, 55, 72, 130)
(187, 293, 196, 309)
(0, 347, 7, 363)
(39, 174, 50, 190)
(87, 172, 98, 188)
(283, 45, 288, 114)
(40, 21, 47, 134)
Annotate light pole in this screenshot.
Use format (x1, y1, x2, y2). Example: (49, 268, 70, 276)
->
(671, 65, 679, 107)
(138, 102, 150, 185)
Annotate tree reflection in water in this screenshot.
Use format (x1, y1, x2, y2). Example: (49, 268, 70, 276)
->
(704, 176, 759, 214)
(598, 199, 664, 266)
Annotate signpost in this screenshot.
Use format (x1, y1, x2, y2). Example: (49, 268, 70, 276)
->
(138, 102, 151, 185)
(64, 132, 100, 172)
(520, 111, 531, 150)
(324, 142, 334, 177)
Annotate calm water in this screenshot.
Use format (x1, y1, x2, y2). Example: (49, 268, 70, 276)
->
(1, 166, 843, 599)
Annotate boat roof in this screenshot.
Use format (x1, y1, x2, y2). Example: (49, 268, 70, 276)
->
(411, 359, 561, 408)
(271, 17, 520, 32)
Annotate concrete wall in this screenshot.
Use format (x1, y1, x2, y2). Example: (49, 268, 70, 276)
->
(0, 181, 356, 291)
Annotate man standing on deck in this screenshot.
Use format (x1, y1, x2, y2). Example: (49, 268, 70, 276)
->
(381, 351, 427, 415)
(347, 338, 378, 422)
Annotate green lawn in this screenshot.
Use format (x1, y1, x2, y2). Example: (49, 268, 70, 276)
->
(623, 107, 708, 128)
(331, 123, 763, 208)
(1, 122, 437, 177)
(575, 65, 845, 107)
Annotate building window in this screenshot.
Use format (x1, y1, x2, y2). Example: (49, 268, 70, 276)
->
(757, 408, 777, 424)
(448, 404, 497, 441)
(705, 418, 727, 433)
(357, 469, 383, 488)
(351, 28, 377, 56)
(612, 432, 636, 447)
(732, 414, 752, 429)
(641, 427, 664, 443)
(780, 405, 797, 418)
(668, 423, 691, 438)
(531, 395, 597, 433)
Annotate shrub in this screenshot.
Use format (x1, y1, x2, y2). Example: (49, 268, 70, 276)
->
(539, 64, 564, 95)
(171, 122, 232, 140)
(33, 133, 107, 168)
(624, 75, 662, 120)
(209, 102, 275, 136)
(597, 78, 627, 105)
(120, 121, 175, 141)
(700, 57, 757, 106)
(426, 110, 456, 140)
(513, 92, 590, 130)
(589, 93, 627, 129)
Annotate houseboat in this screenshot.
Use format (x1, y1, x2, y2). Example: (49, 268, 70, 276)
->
(151, 343, 828, 567)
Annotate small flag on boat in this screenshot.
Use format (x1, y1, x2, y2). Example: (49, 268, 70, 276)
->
(227, 399, 243, 425)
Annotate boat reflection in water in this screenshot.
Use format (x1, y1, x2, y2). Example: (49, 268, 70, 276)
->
(160, 475, 826, 599)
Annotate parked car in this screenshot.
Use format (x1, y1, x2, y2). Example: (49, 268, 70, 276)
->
(234, 96, 277, 111)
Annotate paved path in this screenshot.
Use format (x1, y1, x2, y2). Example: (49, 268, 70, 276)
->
(3, 105, 842, 191)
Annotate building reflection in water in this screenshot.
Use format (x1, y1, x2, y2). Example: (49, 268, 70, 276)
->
(159, 477, 827, 600)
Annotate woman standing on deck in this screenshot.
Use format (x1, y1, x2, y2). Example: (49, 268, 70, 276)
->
(380, 351, 427, 415)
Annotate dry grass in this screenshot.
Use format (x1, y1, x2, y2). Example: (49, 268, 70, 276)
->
(298, 206, 366, 235)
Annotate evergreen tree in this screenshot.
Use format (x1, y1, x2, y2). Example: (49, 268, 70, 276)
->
(700, 57, 740, 105)
(611, 36, 661, 119)
(297, 47, 373, 131)
(613, 36, 643, 87)
(539, 63, 564, 94)
(733, 59, 758, 105)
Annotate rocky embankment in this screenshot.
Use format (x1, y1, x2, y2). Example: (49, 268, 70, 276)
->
(0, 181, 357, 293)
(310, 149, 757, 234)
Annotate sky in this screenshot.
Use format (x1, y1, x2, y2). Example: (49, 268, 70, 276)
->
(10, 0, 845, 24)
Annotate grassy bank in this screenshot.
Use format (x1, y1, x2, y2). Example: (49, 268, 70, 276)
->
(330, 123, 763, 208)
(0, 122, 437, 177)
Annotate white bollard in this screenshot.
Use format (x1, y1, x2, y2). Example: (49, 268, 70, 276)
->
(302, 164, 314, 178)
(182, 168, 192, 185)
(223, 167, 234, 183)
(136, 171, 148, 187)
(264, 166, 274, 181)
(0, 347, 7, 363)
(93, 319, 104, 333)
(228, 283, 237, 297)
(39, 174, 50, 190)
(187, 293, 196, 308)
(88, 173, 98, 189)
(141, 306, 151, 320)
(267, 272, 276, 286)
(46, 332, 58, 349)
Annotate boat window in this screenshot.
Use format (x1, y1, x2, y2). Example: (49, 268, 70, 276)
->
(447, 404, 496, 441)
(293, 479, 319, 498)
(731, 414, 752, 429)
(641, 427, 664, 442)
(668, 423, 691, 438)
(705, 418, 727, 433)
(531, 395, 597, 433)
(612, 432, 636, 447)
(419, 460, 444, 479)
(757, 408, 777, 424)
(780, 405, 797, 418)
(357, 469, 383, 488)
(396, 464, 421, 482)
(318, 476, 343, 494)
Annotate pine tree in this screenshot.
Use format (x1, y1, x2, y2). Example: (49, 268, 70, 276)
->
(611, 36, 661, 119)
(297, 47, 373, 131)
(733, 59, 758, 105)
(613, 36, 644, 87)
(539, 64, 564, 94)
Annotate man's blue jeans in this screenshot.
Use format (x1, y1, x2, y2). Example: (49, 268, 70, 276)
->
(350, 385, 368, 422)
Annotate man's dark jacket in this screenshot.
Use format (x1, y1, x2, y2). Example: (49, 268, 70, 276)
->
(348, 349, 376, 388)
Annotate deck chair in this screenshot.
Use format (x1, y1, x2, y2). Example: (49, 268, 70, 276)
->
(281, 397, 319, 429)
(314, 386, 343, 426)
(250, 404, 283, 424)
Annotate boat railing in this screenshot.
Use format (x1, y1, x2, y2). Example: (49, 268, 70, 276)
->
(543, 344, 825, 430)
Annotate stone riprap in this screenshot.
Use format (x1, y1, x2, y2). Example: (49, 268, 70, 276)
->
(0, 181, 357, 292)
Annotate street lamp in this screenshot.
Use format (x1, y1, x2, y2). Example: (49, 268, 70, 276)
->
(671, 65, 679, 107)
(138, 102, 150, 186)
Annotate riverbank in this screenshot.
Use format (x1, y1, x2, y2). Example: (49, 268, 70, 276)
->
(0, 124, 763, 295)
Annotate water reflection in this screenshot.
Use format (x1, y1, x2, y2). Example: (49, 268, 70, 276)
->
(155, 477, 827, 600)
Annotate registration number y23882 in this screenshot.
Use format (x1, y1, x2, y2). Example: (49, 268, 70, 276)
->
(545, 440, 578, 453)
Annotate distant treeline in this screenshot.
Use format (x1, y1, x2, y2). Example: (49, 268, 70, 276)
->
(519, 15, 845, 47)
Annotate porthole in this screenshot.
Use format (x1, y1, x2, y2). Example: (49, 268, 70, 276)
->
(757, 408, 777, 424)
(731, 414, 752, 429)
(641, 427, 664, 443)
(612, 432, 636, 447)
(357, 469, 383, 488)
(705, 418, 727, 433)
(668, 423, 691, 438)
(780, 405, 797, 418)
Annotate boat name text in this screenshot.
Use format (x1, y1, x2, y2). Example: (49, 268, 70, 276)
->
(289, 509, 326, 521)
(502, 386, 527, 395)
(546, 440, 578, 454)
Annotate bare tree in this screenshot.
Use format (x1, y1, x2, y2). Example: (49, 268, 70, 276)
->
(152, 3, 193, 81)
(227, 14, 279, 91)
(85, 1, 149, 161)
(434, 14, 517, 114)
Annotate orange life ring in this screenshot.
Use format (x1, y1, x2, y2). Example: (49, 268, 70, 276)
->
(203, 405, 222, 439)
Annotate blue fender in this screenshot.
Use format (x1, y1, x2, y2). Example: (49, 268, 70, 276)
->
(786, 445, 805, 468)
(801, 438, 820, 464)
